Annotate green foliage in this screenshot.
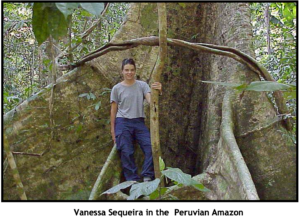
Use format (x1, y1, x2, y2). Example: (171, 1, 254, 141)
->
(101, 181, 137, 195)
(79, 92, 96, 100)
(250, 3, 296, 138)
(99, 88, 112, 96)
(32, 3, 69, 45)
(149, 187, 168, 200)
(162, 168, 209, 192)
(95, 101, 102, 111)
(244, 81, 292, 92)
(250, 3, 296, 84)
(55, 3, 79, 19)
(102, 157, 208, 200)
(161, 168, 193, 186)
(3, 3, 127, 114)
(79, 90, 110, 111)
(283, 91, 296, 101)
(3, 3, 40, 113)
(127, 179, 161, 200)
(79, 3, 105, 17)
(3, 91, 21, 112)
(32, 3, 105, 45)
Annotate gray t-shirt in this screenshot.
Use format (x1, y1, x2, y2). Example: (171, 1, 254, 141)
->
(110, 80, 151, 119)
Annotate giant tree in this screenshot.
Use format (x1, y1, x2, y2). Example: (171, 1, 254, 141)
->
(3, 3, 296, 200)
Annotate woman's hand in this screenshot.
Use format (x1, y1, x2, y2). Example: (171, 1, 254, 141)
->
(151, 82, 162, 95)
(111, 131, 116, 144)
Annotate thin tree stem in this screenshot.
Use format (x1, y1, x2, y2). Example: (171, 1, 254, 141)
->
(4, 134, 27, 200)
(150, 3, 167, 179)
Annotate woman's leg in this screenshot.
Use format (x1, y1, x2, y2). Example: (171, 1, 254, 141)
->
(115, 119, 140, 181)
(135, 120, 155, 180)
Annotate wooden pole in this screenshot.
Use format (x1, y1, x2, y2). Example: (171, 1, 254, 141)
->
(150, 3, 167, 179)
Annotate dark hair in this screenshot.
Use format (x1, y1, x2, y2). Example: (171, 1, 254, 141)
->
(121, 58, 136, 70)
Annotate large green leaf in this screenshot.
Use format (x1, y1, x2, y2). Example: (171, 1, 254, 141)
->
(162, 168, 209, 192)
(55, 3, 78, 19)
(48, 6, 69, 41)
(127, 179, 160, 200)
(32, 3, 69, 45)
(245, 81, 291, 92)
(32, 3, 50, 45)
(80, 3, 105, 17)
(101, 181, 137, 195)
(161, 168, 192, 186)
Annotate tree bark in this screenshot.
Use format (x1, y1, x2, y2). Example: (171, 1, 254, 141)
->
(265, 3, 271, 56)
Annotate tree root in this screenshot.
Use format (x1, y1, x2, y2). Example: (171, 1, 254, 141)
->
(220, 90, 259, 200)
(89, 144, 122, 200)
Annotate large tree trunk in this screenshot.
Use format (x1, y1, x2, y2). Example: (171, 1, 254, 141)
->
(3, 3, 295, 200)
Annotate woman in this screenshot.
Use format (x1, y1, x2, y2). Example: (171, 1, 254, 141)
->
(110, 58, 162, 182)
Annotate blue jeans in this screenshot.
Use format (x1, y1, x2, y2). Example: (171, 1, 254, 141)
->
(115, 117, 154, 181)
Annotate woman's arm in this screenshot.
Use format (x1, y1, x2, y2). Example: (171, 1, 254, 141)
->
(110, 102, 118, 143)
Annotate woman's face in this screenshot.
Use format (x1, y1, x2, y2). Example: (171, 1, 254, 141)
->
(122, 64, 136, 81)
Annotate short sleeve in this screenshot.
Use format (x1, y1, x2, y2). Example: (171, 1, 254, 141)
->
(110, 86, 118, 104)
(143, 82, 151, 96)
